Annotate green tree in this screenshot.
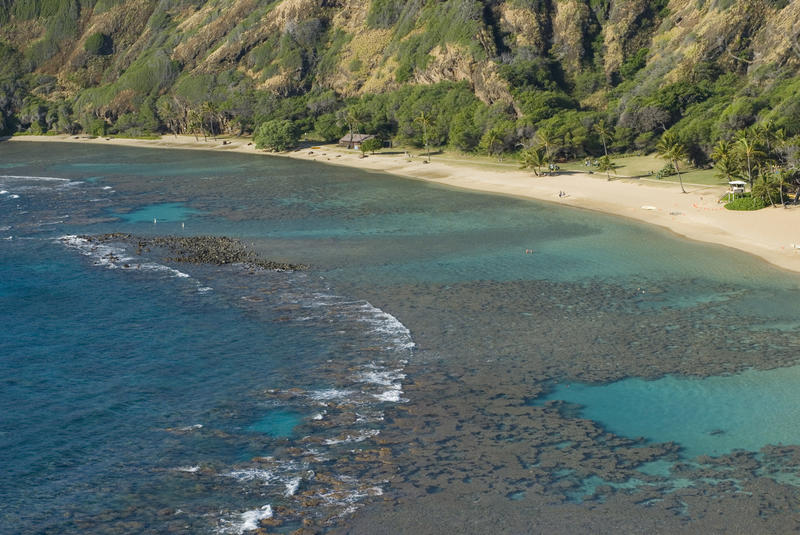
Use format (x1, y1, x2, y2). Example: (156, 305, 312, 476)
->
(414, 111, 432, 162)
(314, 113, 344, 142)
(593, 119, 613, 159)
(776, 169, 790, 207)
(200, 101, 218, 140)
(519, 146, 547, 177)
(360, 137, 382, 154)
(752, 169, 779, 207)
(735, 129, 766, 189)
(449, 108, 480, 152)
(656, 132, 688, 193)
(187, 109, 201, 141)
(534, 128, 560, 163)
(711, 139, 739, 182)
(254, 119, 299, 151)
(596, 155, 617, 181)
(84, 32, 112, 55)
(481, 128, 504, 161)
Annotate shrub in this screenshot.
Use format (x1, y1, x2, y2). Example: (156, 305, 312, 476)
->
(89, 118, 108, 136)
(367, 0, 406, 28)
(655, 162, 676, 179)
(254, 119, 299, 151)
(725, 193, 766, 211)
(84, 33, 112, 56)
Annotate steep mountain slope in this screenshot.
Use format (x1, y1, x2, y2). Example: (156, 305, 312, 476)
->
(1, 0, 799, 160)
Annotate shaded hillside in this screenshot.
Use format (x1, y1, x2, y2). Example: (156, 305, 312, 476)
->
(2, 0, 800, 161)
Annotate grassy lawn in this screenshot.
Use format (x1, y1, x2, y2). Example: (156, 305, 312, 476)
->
(562, 153, 726, 186)
(320, 142, 729, 188)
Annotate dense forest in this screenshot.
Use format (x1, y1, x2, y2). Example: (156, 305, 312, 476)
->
(2, 0, 800, 173)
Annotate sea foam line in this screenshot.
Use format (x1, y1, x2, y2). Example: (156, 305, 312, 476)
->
(0, 174, 70, 181)
(217, 505, 273, 534)
(58, 235, 208, 289)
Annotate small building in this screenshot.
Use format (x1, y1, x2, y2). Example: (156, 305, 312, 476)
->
(338, 133, 375, 150)
(728, 180, 747, 201)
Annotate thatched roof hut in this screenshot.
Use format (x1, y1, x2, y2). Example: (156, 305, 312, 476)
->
(338, 133, 375, 149)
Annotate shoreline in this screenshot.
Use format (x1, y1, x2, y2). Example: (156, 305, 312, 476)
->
(8, 133, 800, 275)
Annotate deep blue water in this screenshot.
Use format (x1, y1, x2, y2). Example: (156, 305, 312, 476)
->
(2, 141, 800, 533)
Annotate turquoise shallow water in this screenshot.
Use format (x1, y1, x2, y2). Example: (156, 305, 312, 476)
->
(114, 201, 200, 222)
(2, 141, 800, 532)
(543, 366, 800, 459)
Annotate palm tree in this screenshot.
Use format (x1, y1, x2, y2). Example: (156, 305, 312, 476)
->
(735, 129, 766, 189)
(711, 139, 732, 163)
(593, 120, 613, 159)
(711, 140, 738, 183)
(656, 132, 688, 193)
(520, 146, 547, 177)
(187, 109, 202, 141)
(200, 101, 218, 141)
(534, 128, 559, 163)
(596, 155, 616, 181)
(484, 129, 504, 161)
(752, 167, 779, 207)
(414, 111, 432, 163)
(336, 108, 365, 146)
(777, 169, 789, 207)
(714, 157, 740, 184)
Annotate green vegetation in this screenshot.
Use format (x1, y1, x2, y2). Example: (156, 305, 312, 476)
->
(360, 137, 382, 155)
(725, 193, 766, 211)
(84, 32, 112, 56)
(0, 0, 793, 207)
(254, 119, 299, 152)
(656, 132, 688, 193)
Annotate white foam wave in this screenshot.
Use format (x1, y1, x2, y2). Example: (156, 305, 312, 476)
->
(8, 194, 19, 199)
(59, 235, 132, 268)
(323, 429, 380, 446)
(59, 235, 193, 280)
(217, 505, 273, 534)
(225, 469, 276, 483)
(309, 389, 355, 401)
(284, 477, 301, 497)
(373, 389, 405, 402)
(173, 465, 201, 473)
(301, 293, 414, 353)
(178, 424, 203, 431)
(357, 367, 406, 386)
(0, 174, 70, 181)
(357, 302, 415, 350)
(318, 485, 384, 520)
(139, 262, 191, 278)
(0, 190, 7, 194)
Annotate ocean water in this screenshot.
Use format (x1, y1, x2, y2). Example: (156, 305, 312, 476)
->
(541, 366, 800, 459)
(2, 141, 800, 533)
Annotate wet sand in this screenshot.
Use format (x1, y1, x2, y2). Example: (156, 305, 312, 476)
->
(9, 134, 800, 275)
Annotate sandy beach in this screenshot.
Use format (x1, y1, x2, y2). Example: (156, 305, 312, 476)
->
(9, 133, 800, 275)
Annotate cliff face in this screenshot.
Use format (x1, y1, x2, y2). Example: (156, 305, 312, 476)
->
(1, 0, 799, 142)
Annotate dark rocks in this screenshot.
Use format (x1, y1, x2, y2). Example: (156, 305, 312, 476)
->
(82, 233, 308, 271)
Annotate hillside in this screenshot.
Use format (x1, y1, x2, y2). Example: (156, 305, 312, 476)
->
(2, 0, 800, 164)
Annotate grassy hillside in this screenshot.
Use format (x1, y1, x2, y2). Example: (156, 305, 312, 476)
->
(2, 0, 800, 172)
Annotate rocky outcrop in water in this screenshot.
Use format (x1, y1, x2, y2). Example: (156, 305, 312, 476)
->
(83, 233, 308, 271)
